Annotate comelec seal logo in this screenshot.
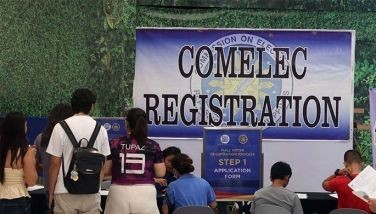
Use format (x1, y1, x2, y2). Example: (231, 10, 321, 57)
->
(190, 33, 293, 129)
(239, 135, 248, 144)
(104, 123, 111, 131)
(112, 123, 120, 132)
(220, 134, 230, 144)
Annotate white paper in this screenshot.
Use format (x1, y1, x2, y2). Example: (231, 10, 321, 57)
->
(27, 185, 44, 191)
(329, 193, 338, 199)
(348, 165, 376, 201)
(352, 190, 369, 203)
(296, 193, 308, 199)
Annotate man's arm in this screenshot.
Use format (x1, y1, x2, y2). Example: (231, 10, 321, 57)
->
(322, 174, 336, 191)
(322, 168, 348, 191)
(100, 128, 111, 181)
(293, 195, 304, 214)
(102, 160, 112, 180)
(46, 124, 64, 208)
(154, 163, 166, 178)
(207, 183, 217, 213)
(48, 155, 61, 208)
(209, 201, 218, 213)
(250, 200, 256, 214)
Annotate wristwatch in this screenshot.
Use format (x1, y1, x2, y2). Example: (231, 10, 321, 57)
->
(334, 169, 340, 176)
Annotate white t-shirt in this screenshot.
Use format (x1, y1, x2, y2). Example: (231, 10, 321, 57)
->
(46, 115, 111, 194)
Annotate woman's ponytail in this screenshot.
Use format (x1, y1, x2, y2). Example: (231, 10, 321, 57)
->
(127, 108, 148, 145)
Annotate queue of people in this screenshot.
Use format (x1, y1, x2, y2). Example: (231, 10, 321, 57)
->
(0, 88, 217, 214)
(1, 88, 376, 214)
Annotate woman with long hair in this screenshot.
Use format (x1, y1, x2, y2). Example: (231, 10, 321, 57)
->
(0, 112, 38, 214)
(34, 103, 73, 192)
(104, 108, 166, 214)
(164, 153, 217, 213)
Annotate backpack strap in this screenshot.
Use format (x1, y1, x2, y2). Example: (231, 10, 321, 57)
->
(87, 122, 101, 148)
(59, 121, 101, 177)
(59, 121, 79, 148)
(59, 121, 79, 178)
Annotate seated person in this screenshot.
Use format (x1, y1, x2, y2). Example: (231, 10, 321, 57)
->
(322, 149, 371, 213)
(164, 153, 216, 214)
(155, 146, 181, 213)
(250, 161, 303, 214)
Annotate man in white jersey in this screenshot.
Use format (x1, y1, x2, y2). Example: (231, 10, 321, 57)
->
(47, 89, 111, 214)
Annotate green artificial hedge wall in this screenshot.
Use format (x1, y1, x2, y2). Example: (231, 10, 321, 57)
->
(0, 0, 375, 162)
(0, 0, 135, 116)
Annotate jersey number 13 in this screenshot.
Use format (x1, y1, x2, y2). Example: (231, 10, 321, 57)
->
(119, 153, 145, 174)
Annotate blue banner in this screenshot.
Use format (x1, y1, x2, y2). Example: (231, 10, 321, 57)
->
(135, 28, 355, 140)
(94, 117, 126, 141)
(203, 127, 262, 196)
(27, 117, 125, 144)
(27, 117, 47, 144)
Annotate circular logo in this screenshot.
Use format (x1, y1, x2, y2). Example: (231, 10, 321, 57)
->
(112, 123, 120, 132)
(239, 135, 248, 144)
(220, 134, 230, 144)
(190, 33, 293, 129)
(103, 123, 111, 131)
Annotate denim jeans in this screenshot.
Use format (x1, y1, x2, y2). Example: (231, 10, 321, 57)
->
(0, 197, 31, 214)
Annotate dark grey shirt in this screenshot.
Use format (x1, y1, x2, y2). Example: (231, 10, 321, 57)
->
(250, 185, 303, 214)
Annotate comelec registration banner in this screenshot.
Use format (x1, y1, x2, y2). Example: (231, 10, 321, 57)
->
(134, 28, 355, 140)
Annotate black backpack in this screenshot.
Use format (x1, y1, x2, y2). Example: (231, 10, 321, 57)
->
(60, 121, 105, 194)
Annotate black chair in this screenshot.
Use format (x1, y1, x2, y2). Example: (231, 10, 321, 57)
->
(329, 208, 368, 214)
(254, 204, 291, 214)
(172, 206, 215, 214)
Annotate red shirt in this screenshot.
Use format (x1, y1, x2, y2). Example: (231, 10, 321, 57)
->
(326, 174, 371, 213)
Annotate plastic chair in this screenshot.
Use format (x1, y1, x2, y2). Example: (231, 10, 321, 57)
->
(329, 208, 368, 214)
(254, 204, 291, 214)
(172, 206, 215, 214)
